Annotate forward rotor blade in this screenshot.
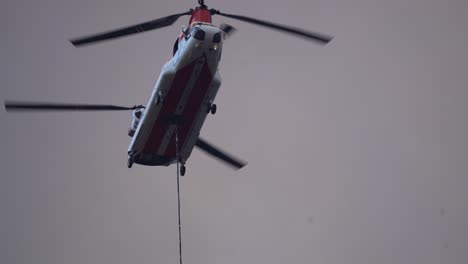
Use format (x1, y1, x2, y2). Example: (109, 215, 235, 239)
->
(4, 101, 144, 112)
(70, 10, 193, 47)
(214, 11, 332, 44)
(195, 137, 247, 170)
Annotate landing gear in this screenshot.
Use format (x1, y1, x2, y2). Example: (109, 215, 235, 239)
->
(180, 164, 186, 176)
(210, 104, 217, 115)
(206, 102, 217, 115)
(128, 128, 135, 137)
(127, 157, 134, 168)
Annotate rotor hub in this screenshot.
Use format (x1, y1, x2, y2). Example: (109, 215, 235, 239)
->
(198, 0, 207, 8)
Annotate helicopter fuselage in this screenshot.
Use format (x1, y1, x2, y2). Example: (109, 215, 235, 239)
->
(5, 2, 331, 172)
(128, 22, 223, 167)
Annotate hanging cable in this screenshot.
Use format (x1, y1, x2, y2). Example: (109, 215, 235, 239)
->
(175, 126, 183, 264)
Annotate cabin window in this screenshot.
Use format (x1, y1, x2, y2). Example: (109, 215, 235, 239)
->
(191, 27, 205, 41)
(213, 32, 221, 43)
(135, 110, 142, 118)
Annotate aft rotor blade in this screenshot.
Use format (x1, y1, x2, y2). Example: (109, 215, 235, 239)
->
(220, 23, 237, 37)
(4, 101, 144, 112)
(214, 11, 332, 44)
(70, 10, 193, 47)
(195, 137, 247, 170)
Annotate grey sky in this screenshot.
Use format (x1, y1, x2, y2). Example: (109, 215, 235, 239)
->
(2, 0, 468, 264)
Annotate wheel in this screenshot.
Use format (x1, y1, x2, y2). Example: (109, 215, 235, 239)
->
(127, 158, 134, 168)
(180, 165, 186, 176)
(128, 128, 135, 137)
(210, 104, 217, 115)
(206, 103, 211, 113)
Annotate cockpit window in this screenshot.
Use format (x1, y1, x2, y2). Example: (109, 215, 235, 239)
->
(191, 27, 206, 41)
(213, 32, 222, 43)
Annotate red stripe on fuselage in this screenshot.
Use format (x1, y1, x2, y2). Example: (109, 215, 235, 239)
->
(142, 61, 197, 153)
(163, 59, 214, 157)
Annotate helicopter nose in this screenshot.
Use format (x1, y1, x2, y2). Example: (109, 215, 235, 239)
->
(195, 32, 222, 50)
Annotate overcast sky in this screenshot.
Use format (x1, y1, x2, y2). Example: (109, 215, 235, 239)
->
(2, 0, 468, 264)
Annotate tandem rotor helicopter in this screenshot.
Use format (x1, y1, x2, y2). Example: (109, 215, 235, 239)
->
(5, 0, 333, 176)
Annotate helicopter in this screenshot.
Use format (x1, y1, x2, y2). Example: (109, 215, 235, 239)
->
(4, 0, 332, 176)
